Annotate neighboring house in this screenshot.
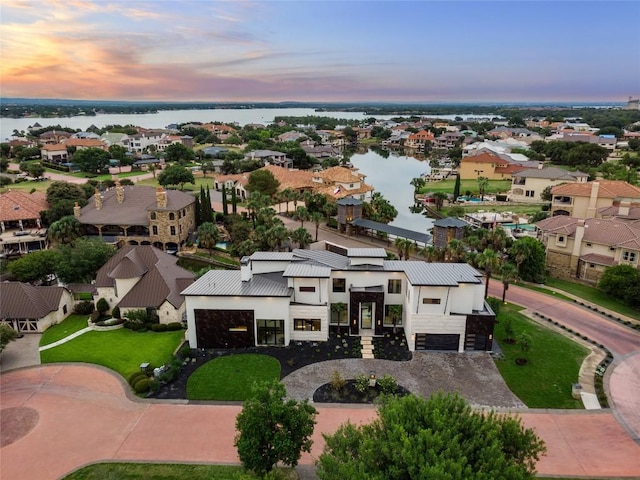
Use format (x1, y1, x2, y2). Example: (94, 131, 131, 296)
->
(123, 130, 165, 153)
(551, 180, 640, 218)
(62, 138, 108, 151)
(301, 144, 342, 160)
(40, 143, 69, 162)
(510, 166, 589, 203)
(213, 173, 250, 200)
(94, 245, 195, 324)
(39, 130, 72, 144)
(100, 132, 130, 147)
(74, 184, 196, 253)
(0, 282, 74, 333)
(0, 190, 48, 257)
(182, 246, 495, 352)
(487, 126, 537, 139)
(458, 151, 528, 180)
(245, 150, 292, 168)
(277, 131, 307, 143)
(536, 216, 640, 284)
(433, 131, 464, 150)
(312, 166, 374, 202)
(432, 217, 468, 248)
(202, 146, 228, 158)
(405, 130, 435, 150)
(156, 135, 194, 151)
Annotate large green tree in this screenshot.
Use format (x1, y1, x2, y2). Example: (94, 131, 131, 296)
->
(8, 249, 61, 284)
(317, 393, 546, 480)
(0, 323, 19, 353)
(72, 147, 111, 173)
(157, 164, 195, 190)
(509, 237, 546, 284)
(246, 169, 280, 198)
(364, 192, 398, 224)
(163, 142, 195, 164)
(55, 238, 117, 283)
(235, 381, 317, 477)
(598, 263, 640, 308)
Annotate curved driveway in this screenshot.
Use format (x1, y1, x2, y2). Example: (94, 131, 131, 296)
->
(492, 282, 640, 441)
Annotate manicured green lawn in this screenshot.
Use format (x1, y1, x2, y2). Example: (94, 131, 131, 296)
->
(40, 329, 184, 379)
(493, 303, 588, 409)
(40, 315, 89, 346)
(419, 178, 512, 196)
(62, 463, 295, 479)
(187, 354, 281, 401)
(544, 277, 640, 321)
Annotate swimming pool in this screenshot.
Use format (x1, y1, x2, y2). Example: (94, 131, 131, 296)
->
(502, 223, 536, 231)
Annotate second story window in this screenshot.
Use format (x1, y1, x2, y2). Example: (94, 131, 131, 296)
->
(332, 278, 346, 293)
(299, 286, 315, 293)
(152, 226, 158, 235)
(622, 251, 637, 262)
(150, 212, 156, 220)
(170, 226, 176, 236)
(388, 279, 402, 294)
(169, 213, 175, 220)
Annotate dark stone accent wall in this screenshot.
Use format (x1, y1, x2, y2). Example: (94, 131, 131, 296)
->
(349, 291, 384, 335)
(465, 313, 495, 351)
(194, 309, 254, 348)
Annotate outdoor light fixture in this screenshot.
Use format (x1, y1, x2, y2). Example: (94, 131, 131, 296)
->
(369, 373, 377, 387)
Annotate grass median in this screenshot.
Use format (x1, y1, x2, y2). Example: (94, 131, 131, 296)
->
(493, 303, 588, 409)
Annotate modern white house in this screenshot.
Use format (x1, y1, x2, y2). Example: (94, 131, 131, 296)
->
(182, 246, 495, 352)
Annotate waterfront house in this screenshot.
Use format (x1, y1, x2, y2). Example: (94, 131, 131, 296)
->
(510, 166, 588, 203)
(550, 180, 640, 217)
(182, 246, 495, 352)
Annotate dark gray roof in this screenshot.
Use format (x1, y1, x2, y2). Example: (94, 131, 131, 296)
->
(383, 261, 482, 286)
(513, 167, 588, 180)
(0, 283, 66, 319)
(95, 245, 194, 309)
(78, 186, 195, 225)
(434, 217, 469, 228)
(181, 270, 292, 297)
(291, 249, 350, 269)
(351, 218, 432, 244)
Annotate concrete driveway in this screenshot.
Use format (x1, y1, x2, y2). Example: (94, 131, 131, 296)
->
(0, 334, 41, 373)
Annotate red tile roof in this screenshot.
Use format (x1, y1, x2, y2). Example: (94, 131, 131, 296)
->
(0, 190, 48, 222)
(552, 181, 640, 199)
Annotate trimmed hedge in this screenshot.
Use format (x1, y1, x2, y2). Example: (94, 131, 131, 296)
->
(75, 301, 94, 315)
(167, 322, 183, 331)
(128, 371, 147, 386)
(151, 324, 168, 332)
(133, 377, 150, 394)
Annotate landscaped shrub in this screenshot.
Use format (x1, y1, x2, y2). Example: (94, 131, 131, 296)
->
(149, 378, 160, 393)
(111, 306, 121, 319)
(330, 370, 346, 391)
(377, 374, 398, 395)
(133, 377, 150, 394)
(128, 371, 148, 386)
(151, 323, 168, 332)
(96, 298, 109, 315)
(167, 322, 183, 331)
(354, 374, 370, 393)
(327, 218, 338, 229)
(75, 301, 94, 315)
(486, 297, 501, 316)
(90, 310, 101, 323)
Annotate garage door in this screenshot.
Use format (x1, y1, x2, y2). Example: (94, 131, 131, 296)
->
(415, 333, 460, 351)
(195, 309, 254, 348)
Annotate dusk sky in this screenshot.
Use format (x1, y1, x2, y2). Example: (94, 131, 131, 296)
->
(1, 0, 639, 103)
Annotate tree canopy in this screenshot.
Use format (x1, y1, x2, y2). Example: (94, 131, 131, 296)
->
(163, 142, 195, 164)
(246, 169, 280, 197)
(317, 392, 546, 480)
(72, 147, 111, 173)
(157, 164, 195, 190)
(235, 381, 317, 477)
(0, 323, 19, 353)
(598, 264, 640, 308)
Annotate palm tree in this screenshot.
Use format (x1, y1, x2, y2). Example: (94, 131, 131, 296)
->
(280, 188, 294, 213)
(265, 224, 289, 251)
(477, 176, 489, 201)
(499, 262, 518, 303)
(197, 222, 220, 257)
(295, 206, 309, 228)
(419, 245, 443, 262)
(510, 239, 531, 277)
(310, 211, 324, 242)
(478, 248, 502, 299)
(290, 227, 312, 249)
(410, 177, 426, 195)
(48, 215, 82, 245)
(394, 238, 414, 260)
(445, 239, 465, 262)
(432, 192, 447, 211)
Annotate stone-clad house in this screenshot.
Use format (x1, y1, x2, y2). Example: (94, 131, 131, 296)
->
(182, 246, 495, 352)
(551, 180, 640, 218)
(0, 282, 74, 333)
(536, 215, 640, 284)
(94, 245, 194, 324)
(74, 184, 196, 253)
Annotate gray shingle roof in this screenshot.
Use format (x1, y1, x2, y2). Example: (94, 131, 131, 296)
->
(181, 270, 292, 297)
(513, 167, 588, 180)
(433, 217, 469, 228)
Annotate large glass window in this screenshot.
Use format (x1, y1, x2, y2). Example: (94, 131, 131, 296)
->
(384, 304, 403, 326)
(299, 286, 315, 292)
(294, 318, 321, 331)
(623, 251, 637, 262)
(256, 319, 285, 346)
(332, 278, 346, 292)
(388, 279, 402, 294)
(422, 298, 441, 305)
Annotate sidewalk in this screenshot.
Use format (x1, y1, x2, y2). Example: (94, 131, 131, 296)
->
(38, 326, 92, 351)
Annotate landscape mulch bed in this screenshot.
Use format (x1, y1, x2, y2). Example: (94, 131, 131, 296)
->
(313, 380, 411, 404)
(152, 328, 412, 400)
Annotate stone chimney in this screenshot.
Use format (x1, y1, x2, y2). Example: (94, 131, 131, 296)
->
(586, 182, 600, 218)
(571, 219, 586, 261)
(73, 201, 81, 218)
(156, 187, 167, 208)
(115, 180, 124, 204)
(240, 256, 252, 282)
(618, 200, 631, 217)
(94, 188, 102, 210)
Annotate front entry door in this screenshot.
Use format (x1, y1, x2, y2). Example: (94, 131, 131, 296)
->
(360, 302, 374, 331)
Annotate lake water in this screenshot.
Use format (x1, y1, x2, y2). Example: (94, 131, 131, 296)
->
(349, 150, 433, 233)
(0, 107, 498, 142)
